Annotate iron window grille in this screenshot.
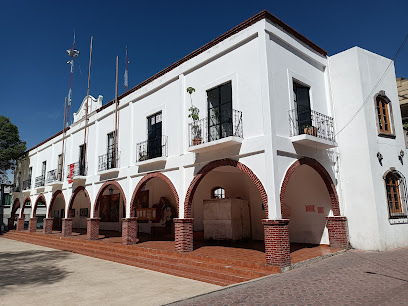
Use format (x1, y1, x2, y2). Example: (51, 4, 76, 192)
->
(288, 106, 335, 142)
(46, 169, 62, 184)
(35, 175, 45, 188)
(67, 162, 88, 178)
(188, 109, 243, 147)
(385, 171, 408, 223)
(23, 179, 31, 191)
(98, 150, 120, 171)
(136, 136, 168, 162)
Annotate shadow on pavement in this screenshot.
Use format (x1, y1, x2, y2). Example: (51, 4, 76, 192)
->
(0, 249, 71, 292)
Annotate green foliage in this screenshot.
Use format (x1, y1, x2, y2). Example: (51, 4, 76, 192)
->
(188, 106, 200, 121)
(186, 87, 195, 95)
(403, 122, 408, 131)
(0, 116, 26, 182)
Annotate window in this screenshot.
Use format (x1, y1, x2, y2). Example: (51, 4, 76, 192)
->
(211, 187, 226, 199)
(207, 82, 232, 141)
(376, 94, 393, 135)
(147, 112, 162, 159)
(385, 171, 407, 219)
(57, 154, 63, 181)
(107, 132, 115, 169)
(293, 81, 312, 135)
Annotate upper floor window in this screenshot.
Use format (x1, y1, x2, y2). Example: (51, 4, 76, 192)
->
(375, 93, 394, 136)
(385, 171, 407, 219)
(212, 186, 226, 199)
(207, 82, 233, 141)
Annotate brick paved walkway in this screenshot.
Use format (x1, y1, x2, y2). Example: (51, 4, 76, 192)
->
(171, 247, 408, 305)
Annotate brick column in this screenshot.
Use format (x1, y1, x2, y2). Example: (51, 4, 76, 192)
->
(174, 218, 193, 252)
(327, 216, 348, 249)
(87, 218, 100, 240)
(263, 219, 291, 270)
(28, 217, 37, 233)
(43, 218, 54, 234)
(122, 218, 138, 245)
(16, 218, 25, 231)
(62, 218, 73, 237)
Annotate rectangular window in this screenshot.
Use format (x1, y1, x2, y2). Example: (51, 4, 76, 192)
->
(107, 132, 115, 169)
(41, 161, 46, 179)
(293, 81, 312, 135)
(57, 154, 63, 181)
(207, 82, 232, 142)
(147, 112, 162, 159)
(79, 144, 85, 175)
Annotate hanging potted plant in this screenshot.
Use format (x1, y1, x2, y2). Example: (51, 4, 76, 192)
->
(187, 87, 202, 145)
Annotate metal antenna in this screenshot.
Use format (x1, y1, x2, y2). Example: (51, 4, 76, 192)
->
(124, 45, 129, 91)
(66, 31, 80, 126)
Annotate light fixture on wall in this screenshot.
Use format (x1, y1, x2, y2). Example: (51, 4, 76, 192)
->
(399, 150, 405, 165)
(377, 152, 383, 165)
(109, 187, 114, 195)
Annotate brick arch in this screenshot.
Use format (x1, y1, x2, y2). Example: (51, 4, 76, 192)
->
(280, 157, 340, 216)
(48, 190, 66, 218)
(32, 193, 46, 217)
(184, 158, 268, 218)
(68, 186, 91, 217)
(130, 172, 179, 218)
(20, 196, 32, 218)
(93, 180, 127, 218)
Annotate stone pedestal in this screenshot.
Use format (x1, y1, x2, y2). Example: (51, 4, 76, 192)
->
(263, 219, 291, 269)
(174, 218, 193, 252)
(327, 216, 348, 249)
(28, 217, 37, 233)
(62, 218, 73, 237)
(16, 218, 25, 231)
(122, 218, 138, 245)
(87, 218, 100, 240)
(43, 218, 54, 234)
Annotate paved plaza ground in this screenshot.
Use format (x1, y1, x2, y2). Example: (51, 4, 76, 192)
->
(0, 238, 220, 305)
(171, 246, 408, 305)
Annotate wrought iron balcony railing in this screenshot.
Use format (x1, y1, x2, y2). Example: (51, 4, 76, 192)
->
(188, 109, 243, 147)
(23, 179, 31, 190)
(136, 136, 168, 162)
(288, 106, 335, 142)
(98, 150, 119, 172)
(67, 162, 88, 178)
(46, 169, 62, 184)
(35, 175, 45, 188)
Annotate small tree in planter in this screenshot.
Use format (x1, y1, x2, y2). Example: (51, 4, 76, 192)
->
(187, 87, 202, 145)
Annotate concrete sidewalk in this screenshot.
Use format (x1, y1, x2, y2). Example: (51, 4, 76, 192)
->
(171, 246, 408, 305)
(0, 238, 220, 305)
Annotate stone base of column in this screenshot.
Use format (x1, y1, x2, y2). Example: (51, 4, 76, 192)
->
(263, 219, 291, 270)
(43, 218, 54, 234)
(62, 218, 73, 237)
(87, 218, 100, 240)
(327, 216, 349, 249)
(28, 217, 37, 233)
(122, 218, 138, 245)
(16, 218, 25, 231)
(174, 218, 193, 252)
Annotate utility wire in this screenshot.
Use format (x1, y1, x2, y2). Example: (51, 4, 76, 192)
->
(334, 33, 408, 137)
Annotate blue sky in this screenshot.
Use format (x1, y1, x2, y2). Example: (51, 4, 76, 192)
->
(1, 0, 408, 151)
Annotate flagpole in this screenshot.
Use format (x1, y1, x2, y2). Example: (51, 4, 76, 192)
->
(114, 56, 119, 168)
(83, 36, 93, 174)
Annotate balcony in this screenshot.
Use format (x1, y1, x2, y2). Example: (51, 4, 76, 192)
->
(67, 162, 88, 184)
(188, 109, 243, 153)
(98, 150, 119, 175)
(35, 175, 45, 191)
(22, 179, 31, 193)
(46, 169, 63, 187)
(136, 136, 168, 165)
(289, 106, 337, 149)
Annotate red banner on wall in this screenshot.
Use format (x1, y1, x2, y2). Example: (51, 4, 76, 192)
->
(68, 164, 75, 183)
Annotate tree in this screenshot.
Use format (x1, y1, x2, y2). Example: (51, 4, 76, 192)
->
(0, 116, 26, 184)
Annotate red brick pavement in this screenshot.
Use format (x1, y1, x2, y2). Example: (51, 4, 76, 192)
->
(170, 247, 408, 305)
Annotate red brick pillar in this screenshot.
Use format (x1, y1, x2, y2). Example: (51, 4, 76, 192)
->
(43, 218, 54, 234)
(263, 219, 291, 270)
(122, 218, 138, 245)
(16, 218, 25, 231)
(327, 216, 348, 249)
(87, 218, 100, 240)
(62, 218, 73, 236)
(174, 218, 193, 252)
(28, 217, 37, 233)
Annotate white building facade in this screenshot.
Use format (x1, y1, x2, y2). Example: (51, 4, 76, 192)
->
(10, 11, 407, 269)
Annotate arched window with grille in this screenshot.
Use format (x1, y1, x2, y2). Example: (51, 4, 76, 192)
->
(211, 186, 226, 199)
(385, 171, 407, 219)
(375, 93, 394, 136)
